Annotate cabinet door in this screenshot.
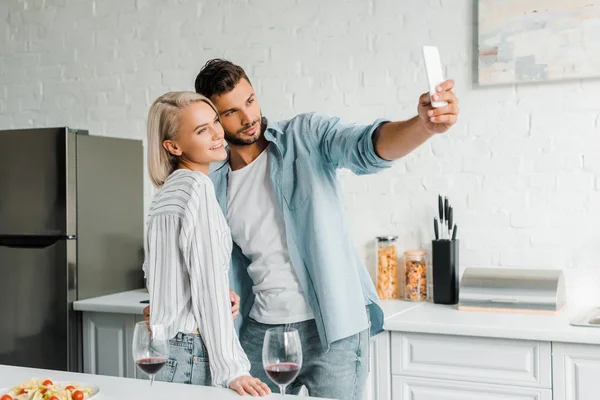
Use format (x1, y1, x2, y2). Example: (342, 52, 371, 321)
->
(82, 312, 138, 378)
(366, 332, 391, 400)
(392, 376, 552, 400)
(553, 342, 600, 400)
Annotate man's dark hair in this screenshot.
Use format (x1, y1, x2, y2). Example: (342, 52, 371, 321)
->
(194, 58, 251, 98)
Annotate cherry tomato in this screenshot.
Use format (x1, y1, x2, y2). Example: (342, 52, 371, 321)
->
(18, 389, 26, 395)
(72, 390, 85, 400)
(42, 380, 53, 386)
(65, 386, 75, 391)
(40, 389, 47, 394)
(49, 397, 59, 400)
(1, 394, 13, 400)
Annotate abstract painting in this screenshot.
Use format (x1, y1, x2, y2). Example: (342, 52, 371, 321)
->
(478, 0, 600, 85)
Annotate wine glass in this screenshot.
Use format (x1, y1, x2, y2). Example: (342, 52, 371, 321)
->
(132, 321, 170, 386)
(262, 327, 302, 397)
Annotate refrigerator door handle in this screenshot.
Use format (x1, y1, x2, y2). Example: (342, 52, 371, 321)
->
(0, 235, 76, 248)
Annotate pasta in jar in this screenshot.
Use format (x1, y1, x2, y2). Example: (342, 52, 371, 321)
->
(375, 236, 399, 300)
(403, 250, 427, 301)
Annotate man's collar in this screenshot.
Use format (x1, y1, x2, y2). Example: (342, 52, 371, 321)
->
(263, 116, 284, 140)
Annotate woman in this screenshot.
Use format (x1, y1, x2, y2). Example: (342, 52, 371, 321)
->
(143, 91, 270, 396)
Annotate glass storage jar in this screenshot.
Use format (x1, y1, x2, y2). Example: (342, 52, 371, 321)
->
(403, 250, 428, 301)
(375, 236, 399, 300)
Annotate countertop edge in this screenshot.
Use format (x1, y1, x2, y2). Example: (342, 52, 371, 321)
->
(72, 303, 145, 315)
(72, 289, 148, 315)
(384, 321, 600, 345)
(382, 301, 600, 346)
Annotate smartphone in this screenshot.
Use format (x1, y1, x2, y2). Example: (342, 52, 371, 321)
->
(422, 45, 448, 108)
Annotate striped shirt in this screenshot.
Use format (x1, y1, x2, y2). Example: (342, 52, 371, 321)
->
(143, 169, 250, 388)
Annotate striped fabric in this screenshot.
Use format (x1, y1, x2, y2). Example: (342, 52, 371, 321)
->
(143, 169, 250, 387)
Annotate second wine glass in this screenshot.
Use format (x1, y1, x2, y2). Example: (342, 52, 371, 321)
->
(132, 321, 170, 386)
(262, 327, 302, 397)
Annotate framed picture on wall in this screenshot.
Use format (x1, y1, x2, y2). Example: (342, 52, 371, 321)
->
(478, 0, 600, 85)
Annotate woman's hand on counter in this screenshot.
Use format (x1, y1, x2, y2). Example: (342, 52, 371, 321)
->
(229, 376, 271, 397)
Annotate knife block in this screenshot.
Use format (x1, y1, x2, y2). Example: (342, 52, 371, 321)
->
(431, 239, 459, 305)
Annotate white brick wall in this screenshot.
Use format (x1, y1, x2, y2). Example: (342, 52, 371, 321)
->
(1, 0, 599, 305)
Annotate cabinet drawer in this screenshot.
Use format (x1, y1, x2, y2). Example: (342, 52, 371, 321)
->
(392, 376, 553, 400)
(391, 332, 551, 388)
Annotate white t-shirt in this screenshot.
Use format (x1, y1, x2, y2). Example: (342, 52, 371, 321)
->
(226, 147, 314, 324)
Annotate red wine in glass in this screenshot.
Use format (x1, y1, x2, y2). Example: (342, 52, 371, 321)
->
(136, 357, 167, 375)
(132, 322, 169, 385)
(265, 363, 300, 385)
(263, 327, 302, 396)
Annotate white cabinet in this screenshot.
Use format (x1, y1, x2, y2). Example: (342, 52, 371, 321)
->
(388, 332, 551, 399)
(391, 332, 551, 388)
(391, 376, 552, 400)
(553, 342, 600, 400)
(372, 332, 600, 400)
(366, 332, 391, 400)
(82, 311, 144, 378)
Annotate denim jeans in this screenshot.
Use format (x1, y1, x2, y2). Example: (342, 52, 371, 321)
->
(240, 318, 369, 400)
(154, 332, 212, 386)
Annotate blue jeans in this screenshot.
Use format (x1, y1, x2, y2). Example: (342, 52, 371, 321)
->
(155, 332, 212, 386)
(240, 318, 369, 400)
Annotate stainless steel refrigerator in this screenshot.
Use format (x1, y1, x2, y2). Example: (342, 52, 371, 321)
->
(0, 127, 144, 372)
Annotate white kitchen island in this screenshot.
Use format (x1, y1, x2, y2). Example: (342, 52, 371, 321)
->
(0, 365, 328, 399)
(73, 290, 148, 379)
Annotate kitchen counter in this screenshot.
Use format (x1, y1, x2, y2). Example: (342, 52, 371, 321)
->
(0, 365, 325, 399)
(73, 290, 600, 345)
(72, 291, 419, 320)
(384, 301, 600, 345)
(378, 299, 422, 322)
(73, 289, 148, 315)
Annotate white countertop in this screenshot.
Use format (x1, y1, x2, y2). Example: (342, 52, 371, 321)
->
(0, 365, 326, 399)
(72, 291, 420, 319)
(384, 301, 600, 345)
(73, 290, 422, 320)
(73, 290, 600, 346)
(73, 289, 148, 315)
(378, 299, 422, 321)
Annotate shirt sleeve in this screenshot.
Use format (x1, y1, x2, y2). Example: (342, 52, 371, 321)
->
(304, 112, 395, 175)
(182, 180, 251, 388)
(146, 214, 185, 335)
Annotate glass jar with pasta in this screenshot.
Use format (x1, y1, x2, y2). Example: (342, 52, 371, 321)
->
(403, 250, 428, 301)
(375, 236, 399, 300)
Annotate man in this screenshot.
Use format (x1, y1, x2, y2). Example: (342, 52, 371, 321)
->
(146, 58, 459, 399)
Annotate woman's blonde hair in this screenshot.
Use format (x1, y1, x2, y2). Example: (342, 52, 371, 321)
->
(147, 91, 220, 187)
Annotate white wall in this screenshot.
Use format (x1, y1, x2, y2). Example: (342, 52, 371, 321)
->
(1, 0, 599, 305)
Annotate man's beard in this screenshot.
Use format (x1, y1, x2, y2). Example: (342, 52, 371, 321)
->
(224, 115, 264, 146)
